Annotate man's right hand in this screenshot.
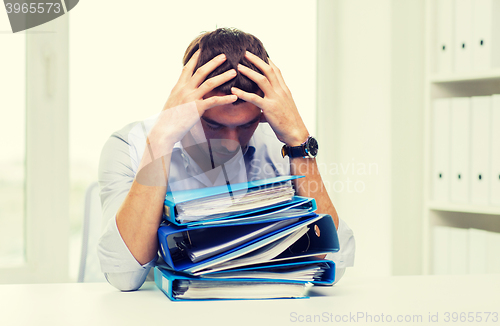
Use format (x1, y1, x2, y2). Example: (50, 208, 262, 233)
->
(164, 50, 237, 114)
(140, 50, 237, 173)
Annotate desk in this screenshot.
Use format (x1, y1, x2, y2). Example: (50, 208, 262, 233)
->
(1, 274, 499, 326)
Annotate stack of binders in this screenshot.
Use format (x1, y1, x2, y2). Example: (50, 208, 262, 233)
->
(154, 175, 340, 301)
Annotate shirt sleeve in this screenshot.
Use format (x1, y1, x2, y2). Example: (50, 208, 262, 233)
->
(325, 217, 355, 284)
(96, 124, 157, 291)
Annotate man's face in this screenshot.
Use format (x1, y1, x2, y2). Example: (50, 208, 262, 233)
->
(198, 91, 261, 165)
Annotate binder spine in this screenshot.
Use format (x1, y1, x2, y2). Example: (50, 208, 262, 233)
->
(310, 198, 317, 212)
(163, 200, 177, 223)
(318, 261, 336, 285)
(158, 228, 176, 269)
(154, 267, 175, 301)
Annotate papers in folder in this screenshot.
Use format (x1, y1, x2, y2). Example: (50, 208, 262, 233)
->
(183, 218, 299, 263)
(176, 184, 295, 222)
(163, 175, 303, 224)
(173, 280, 309, 300)
(200, 261, 331, 282)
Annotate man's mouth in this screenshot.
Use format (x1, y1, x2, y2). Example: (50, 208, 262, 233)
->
(213, 150, 238, 158)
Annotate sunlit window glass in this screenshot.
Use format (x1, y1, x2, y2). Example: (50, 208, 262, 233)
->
(0, 11, 26, 266)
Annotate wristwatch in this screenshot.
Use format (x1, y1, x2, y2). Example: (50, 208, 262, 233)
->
(281, 136, 319, 159)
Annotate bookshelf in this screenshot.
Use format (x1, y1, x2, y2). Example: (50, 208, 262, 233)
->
(429, 69, 500, 83)
(423, 0, 500, 274)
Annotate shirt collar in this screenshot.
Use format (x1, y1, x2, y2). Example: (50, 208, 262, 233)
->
(174, 139, 255, 186)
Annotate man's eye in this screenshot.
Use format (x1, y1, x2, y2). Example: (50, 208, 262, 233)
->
(207, 124, 223, 131)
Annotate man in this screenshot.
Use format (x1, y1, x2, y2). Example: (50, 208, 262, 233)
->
(97, 28, 355, 291)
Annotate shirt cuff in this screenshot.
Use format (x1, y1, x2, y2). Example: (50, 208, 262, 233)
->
(97, 214, 158, 273)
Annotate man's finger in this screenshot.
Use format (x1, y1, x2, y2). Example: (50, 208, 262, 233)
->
(231, 87, 265, 108)
(199, 94, 238, 113)
(178, 50, 200, 84)
(195, 69, 237, 98)
(268, 58, 291, 96)
(244, 51, 281, 88)
(237, 64, 274, 96)
(190, 53, 227, 88)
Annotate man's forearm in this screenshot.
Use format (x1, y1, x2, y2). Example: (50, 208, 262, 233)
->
(290, 157, 339, 230)
(116, 143, 174, 265)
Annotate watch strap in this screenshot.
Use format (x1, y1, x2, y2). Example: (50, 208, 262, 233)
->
(287, 145, 306, 158)
(281, 142, 307, 158)
(281, 136, 318, 159)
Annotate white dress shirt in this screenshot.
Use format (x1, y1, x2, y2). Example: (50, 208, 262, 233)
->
(97, 113, 355, 291)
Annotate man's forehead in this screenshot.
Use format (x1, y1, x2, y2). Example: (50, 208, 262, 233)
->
(201, 102, 261, 126)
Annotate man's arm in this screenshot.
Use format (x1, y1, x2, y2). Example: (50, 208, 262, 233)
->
(290, 157, 339, 229)
(231, 52, 339, 229)
(102, 52, 238, 274)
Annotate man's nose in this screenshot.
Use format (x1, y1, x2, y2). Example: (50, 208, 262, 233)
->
(221, 129, 240, 152)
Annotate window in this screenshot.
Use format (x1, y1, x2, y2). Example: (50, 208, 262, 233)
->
(0, 10, 26, 267)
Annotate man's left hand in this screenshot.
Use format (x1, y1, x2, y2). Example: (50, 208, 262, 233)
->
(231, 51, 309, 146)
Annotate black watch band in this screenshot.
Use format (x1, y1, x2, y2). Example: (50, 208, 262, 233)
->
(281, 145, 306, 158)
(281, 136, 318, 159)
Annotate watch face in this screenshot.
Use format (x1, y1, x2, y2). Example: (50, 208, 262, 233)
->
(307, 137, 318, 157)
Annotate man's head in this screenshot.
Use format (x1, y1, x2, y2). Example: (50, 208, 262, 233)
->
(183, 28, 269, 165)
(183, 27, 269, 105)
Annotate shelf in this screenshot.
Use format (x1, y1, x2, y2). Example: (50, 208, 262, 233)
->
(429, 69, 500, 83)
(427, 202, 500, 215)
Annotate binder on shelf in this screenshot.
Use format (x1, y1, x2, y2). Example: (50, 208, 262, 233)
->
(163, 175, 304, 225)
(472, 0, 500, 71)
(468, 228, 487, 274)
(470, 96, 491, 205)
(472, 0, 491, 70)
(486, 230, 500, 273)
(454, 0, 473, 72)
(432, 98, 451, 202)
(449, 227, 468, 275)
(450, 97, 471, 204)
(436, 0, 454, 73)
(491, 95, 500, 206)
(433, 226, 450, 275)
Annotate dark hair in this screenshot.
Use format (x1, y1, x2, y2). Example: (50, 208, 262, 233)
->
(183, 28, 269, 104)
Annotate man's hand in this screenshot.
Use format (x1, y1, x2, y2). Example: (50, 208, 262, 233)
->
(144, 50, 238, 165)
(165, 50, 237, 116)
(230, 51, 309, 146)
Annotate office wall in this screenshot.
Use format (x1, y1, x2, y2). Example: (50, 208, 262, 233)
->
(390, 0, 424, 276)
(317, 0, 424, 277)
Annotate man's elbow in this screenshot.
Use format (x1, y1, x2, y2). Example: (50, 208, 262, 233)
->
(104, 270, 149, 292)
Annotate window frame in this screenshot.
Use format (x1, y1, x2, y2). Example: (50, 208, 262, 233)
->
(0, 15, 69, 283)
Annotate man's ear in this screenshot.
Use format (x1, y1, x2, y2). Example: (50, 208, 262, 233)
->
(259, 111, 267, 123)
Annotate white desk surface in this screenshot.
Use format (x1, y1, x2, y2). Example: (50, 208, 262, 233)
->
(1, 274, 499, 326)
